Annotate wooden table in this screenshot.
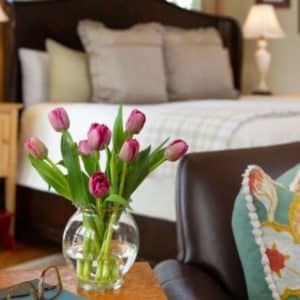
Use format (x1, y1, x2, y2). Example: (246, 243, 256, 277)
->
(0, 262, 167, 300)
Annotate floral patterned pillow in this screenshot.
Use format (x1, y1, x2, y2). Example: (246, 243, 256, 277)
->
(232, 164, 300, 300)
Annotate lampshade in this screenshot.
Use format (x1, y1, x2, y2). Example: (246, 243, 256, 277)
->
(0, 5, 8, 23)
(243, 4, 284, 39)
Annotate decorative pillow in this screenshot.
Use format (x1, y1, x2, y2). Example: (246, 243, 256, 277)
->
(19, 48, 49, 106)
(46, 39, 91, 103)
(232, 164, 300, 300)
(78, 20, 168, 104)
(163, 26, 238, 100)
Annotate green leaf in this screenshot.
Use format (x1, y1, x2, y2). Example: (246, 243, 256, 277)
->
(149, 138, 169, 169)
(123, 146, 151, 199)
(29, 155, 72, 200)
(112, 106, 126, 153)
(81, 172, 96, 206)
(56, 160, 65, 167)
(61, 131, 89, 207)
(81, 151, 100, 176)
(104, 194, 129, 208)
(105, 147, 111, 176)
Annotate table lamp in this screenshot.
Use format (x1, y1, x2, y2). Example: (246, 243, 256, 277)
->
(243, 4, 284, 95)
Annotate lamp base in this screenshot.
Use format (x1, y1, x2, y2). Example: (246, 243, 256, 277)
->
(254, 39, 272, 97)
(252, 90, 273, 96)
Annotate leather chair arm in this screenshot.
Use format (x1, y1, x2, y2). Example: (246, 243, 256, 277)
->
(154, 260, 232, 300)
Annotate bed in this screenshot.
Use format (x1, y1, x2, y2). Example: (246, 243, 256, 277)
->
(3, 0, 244, 262)
(6, 0, 300, 264)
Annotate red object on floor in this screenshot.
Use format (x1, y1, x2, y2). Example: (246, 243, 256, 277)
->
(0, 211, 16, 250)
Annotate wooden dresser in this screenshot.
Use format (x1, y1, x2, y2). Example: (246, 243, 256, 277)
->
(0, 103, 22, 234)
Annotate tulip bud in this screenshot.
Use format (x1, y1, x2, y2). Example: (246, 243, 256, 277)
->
(88, 171, 110, 198)
(87, 123, 98, 135)
(48, 107, 70, 132)
(87, 123, 111, 151)
(165, 139, 188, 161)
(24, 137, 48, 159)
(126, 109, 146, 134)
(78, 140, 93, 155)
(119, 138, 140, 163)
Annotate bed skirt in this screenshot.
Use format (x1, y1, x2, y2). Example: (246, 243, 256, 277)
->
(15, 186, 177, 264)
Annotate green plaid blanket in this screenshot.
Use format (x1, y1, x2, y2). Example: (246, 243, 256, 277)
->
(141, 106, 300, 177)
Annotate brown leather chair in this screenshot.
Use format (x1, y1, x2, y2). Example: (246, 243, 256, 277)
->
(155, 142, 300, 300)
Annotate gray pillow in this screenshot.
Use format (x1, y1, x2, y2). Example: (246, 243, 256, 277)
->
(164, 26, 238, 100)
(78, 20, 168, 104)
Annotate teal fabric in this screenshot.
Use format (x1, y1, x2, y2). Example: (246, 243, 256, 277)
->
(232, 164, 300, 300)
(15, 290, 85, 300)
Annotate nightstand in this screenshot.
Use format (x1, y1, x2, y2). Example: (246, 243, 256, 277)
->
(0, 103, 23, 235)
(280, 95, 300, 100)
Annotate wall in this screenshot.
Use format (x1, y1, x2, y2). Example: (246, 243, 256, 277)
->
(202, 0, 215, 13)
(223, 0, 300, 94)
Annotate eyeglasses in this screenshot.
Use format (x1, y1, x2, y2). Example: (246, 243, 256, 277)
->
(6, 266, 62, 300)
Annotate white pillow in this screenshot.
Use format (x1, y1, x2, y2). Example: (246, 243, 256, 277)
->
(19, 48, 49, 106)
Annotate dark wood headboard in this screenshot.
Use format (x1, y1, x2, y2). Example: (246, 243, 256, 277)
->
(4, 0, 243, 103)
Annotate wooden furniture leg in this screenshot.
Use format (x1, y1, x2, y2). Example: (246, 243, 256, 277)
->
(6, 110, 18, 235)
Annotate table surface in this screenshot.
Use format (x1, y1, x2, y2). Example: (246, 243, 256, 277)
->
(0, 262, 167, 300)
(0, 103, 23, 110)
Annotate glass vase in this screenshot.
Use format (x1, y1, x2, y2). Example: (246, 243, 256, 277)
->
(62, 207, 139, 292)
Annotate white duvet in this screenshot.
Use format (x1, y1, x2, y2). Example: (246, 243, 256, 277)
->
(17, 96, 300, 221)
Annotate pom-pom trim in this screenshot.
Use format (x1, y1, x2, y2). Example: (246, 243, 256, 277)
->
(242, 165, 280, 300)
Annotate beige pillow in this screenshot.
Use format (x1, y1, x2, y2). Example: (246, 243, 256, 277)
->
(164, 26, 223, 46)
(78, 21, 168, 104)
(46, 39, 91, 102)
(164, 27, 238, 100)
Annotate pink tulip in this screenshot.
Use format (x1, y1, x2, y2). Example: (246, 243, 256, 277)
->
(24, 137, 48, 159)
(119, 138, 140, 163)
(87, 123, 99, 135)
(48, 107, 70, 132)
(126, 109, 146, 134)
(165, 139, 188, 161)
(87, 123, 111, 151)
(78, 140, 93, 155)
(88, 171, 110, 198)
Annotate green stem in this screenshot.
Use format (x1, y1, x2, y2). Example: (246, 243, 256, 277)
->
(64, 130, 73, 141)
(95, 198, 105, 247)
(94, 150, 100, 172)
(95, 209, 119, 283)
(86, 217, 101, 249)
(78, 214, 93, 281)
(82, 237, 92, 281)
(103, 210, 118, 256)
(96, 198, 102, 212)
(110, 152, 118, 194)
(119, 163, 128, 196)
(105, 147, 110, 174)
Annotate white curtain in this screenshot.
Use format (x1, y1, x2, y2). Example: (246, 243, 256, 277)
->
(166, 0, 202, 10)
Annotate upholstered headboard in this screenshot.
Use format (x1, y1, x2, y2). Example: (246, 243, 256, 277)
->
(4, 0, 243, 102)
